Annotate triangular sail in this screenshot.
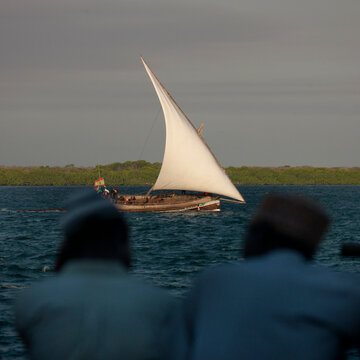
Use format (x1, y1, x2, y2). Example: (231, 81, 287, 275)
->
(141, 57, 245, 202)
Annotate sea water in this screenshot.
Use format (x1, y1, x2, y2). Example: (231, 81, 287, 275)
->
(1, 185, 360, 359)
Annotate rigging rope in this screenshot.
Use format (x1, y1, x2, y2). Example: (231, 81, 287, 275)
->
(138, 107, 162, 161)
(135, 107, 162, 195)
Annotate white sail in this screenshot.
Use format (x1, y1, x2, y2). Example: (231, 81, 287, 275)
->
(141, 57, 245, 202)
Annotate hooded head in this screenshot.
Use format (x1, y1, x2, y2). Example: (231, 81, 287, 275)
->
(244, 193, 330, 260)
(55, 191, 130, 271)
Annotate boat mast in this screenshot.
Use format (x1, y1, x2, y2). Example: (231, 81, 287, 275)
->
(146, 186, 153, 196)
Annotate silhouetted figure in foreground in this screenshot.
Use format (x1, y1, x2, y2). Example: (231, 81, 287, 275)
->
(15, 191, 174, 360)
(164, 194, 360, 360)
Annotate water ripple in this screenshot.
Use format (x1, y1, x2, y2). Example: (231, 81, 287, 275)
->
(1, 185, 360, 359)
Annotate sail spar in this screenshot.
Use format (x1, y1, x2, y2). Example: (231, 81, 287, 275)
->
(141, 57, 245, 202)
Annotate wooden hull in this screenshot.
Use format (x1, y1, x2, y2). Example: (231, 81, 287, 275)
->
(114, 194, 220, 213)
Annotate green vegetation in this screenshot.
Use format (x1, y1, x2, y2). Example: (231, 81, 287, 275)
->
(226, 166, 360, 185)
(0, 162, 360, 186)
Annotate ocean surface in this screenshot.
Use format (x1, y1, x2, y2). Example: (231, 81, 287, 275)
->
(1, 185, 360, 359)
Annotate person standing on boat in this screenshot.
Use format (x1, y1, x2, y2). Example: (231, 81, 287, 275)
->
(162, 194, 360, 360)
(15, 191, 175, 360)
(111, 186, 118, 200)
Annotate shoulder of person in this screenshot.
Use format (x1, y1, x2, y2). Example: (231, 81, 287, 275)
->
(128, 276, 177, 306)
(199, 262, 243, 280)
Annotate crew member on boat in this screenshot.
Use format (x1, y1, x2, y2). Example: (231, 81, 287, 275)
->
(111, 187, 118, 200)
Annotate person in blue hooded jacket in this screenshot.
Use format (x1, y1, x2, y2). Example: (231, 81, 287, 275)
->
(163, 193, 360, 360)
(15, 191, 175, 360)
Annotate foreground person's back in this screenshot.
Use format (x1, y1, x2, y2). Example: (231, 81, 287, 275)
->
(164, 194, 360, 360)
(15, 192, 174, 360)
(176, 250, 360, 360)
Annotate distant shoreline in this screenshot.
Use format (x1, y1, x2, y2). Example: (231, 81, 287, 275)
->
(1, 161, 360, 186)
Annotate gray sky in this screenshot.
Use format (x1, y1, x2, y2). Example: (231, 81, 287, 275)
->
(1, 0, 359, 167)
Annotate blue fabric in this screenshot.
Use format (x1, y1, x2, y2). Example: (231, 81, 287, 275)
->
(164, 250, 360, 360)
(16, 260, 175, 360)
(60, 191, 121, 236)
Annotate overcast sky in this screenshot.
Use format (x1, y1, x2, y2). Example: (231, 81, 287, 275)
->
(1, 0, 359, 167)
